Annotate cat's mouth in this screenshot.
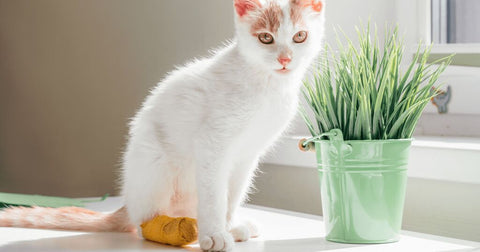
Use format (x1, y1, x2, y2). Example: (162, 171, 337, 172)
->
(276, 67, 290, 73)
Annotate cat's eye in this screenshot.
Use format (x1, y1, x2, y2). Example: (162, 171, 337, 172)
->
(258, 33, 274, 44)
(293, 31, 308, 43)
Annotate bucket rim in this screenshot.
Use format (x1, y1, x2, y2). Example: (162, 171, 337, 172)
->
(312, 138, 413, 144)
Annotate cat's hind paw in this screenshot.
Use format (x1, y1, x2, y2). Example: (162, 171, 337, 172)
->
(229, 220, 259, 242)
(199, 231, 234, 251)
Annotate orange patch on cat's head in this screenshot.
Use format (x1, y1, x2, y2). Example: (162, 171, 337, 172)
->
(306, 0, 323, 12)
(290, 0, 323, 25)
(250, 1, 284, 35)
(234, 0, 262, 17)
(291, 0, 323, 11)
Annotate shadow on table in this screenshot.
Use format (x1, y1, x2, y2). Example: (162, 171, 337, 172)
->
(0, 232, 367, 252)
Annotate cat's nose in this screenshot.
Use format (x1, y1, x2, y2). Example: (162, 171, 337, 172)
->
(277, 57, 292, 67)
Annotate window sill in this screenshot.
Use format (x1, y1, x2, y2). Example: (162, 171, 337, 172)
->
(429, 44, 480, 54)
(263, 135, 480, 185)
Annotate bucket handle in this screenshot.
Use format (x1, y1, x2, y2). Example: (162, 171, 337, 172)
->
(298, 129, 344, 152)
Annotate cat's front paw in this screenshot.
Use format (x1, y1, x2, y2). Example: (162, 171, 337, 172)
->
(199, 231, 234, 251)
(229, 220, 259, 242)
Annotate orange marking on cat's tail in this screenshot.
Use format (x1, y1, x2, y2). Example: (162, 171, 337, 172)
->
(0, 206, 135, 233)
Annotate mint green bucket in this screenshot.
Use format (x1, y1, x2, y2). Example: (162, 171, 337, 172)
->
(303, 129, 411, 243)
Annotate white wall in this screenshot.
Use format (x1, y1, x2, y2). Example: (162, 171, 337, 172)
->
(324, 0, 397, 43)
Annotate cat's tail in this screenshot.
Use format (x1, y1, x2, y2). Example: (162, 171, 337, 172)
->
(0, 206, 136, 232)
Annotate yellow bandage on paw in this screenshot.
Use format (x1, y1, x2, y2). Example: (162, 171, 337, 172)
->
(140, 215, 198, 246)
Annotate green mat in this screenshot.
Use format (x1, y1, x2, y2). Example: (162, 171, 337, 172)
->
(0, 192, 108, 208)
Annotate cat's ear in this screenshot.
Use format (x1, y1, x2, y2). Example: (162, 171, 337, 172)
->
(290, 0, 324, 13)
(234, 0, 261, 18)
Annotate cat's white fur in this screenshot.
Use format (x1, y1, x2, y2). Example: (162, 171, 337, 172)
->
(121, 0, 325, 251)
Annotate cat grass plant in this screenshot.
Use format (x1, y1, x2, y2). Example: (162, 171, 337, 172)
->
(300, 24, 453, 244)
(301, 24, 452, 140)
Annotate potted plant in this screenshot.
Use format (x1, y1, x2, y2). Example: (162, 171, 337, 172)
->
(299, 24, 451, 244)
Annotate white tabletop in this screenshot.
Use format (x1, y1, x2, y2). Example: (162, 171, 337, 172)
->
(0, 197, 479, 252)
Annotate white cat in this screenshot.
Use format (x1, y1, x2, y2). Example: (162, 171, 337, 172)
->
(122, 0, 325, 249)
(0, 0, 325, 251)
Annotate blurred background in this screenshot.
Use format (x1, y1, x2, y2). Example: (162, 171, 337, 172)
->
(0, 0, 235, 196)
(1, 0, 479, 242)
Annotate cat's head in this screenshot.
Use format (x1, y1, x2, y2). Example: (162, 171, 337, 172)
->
(234, 0, 325, 76)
